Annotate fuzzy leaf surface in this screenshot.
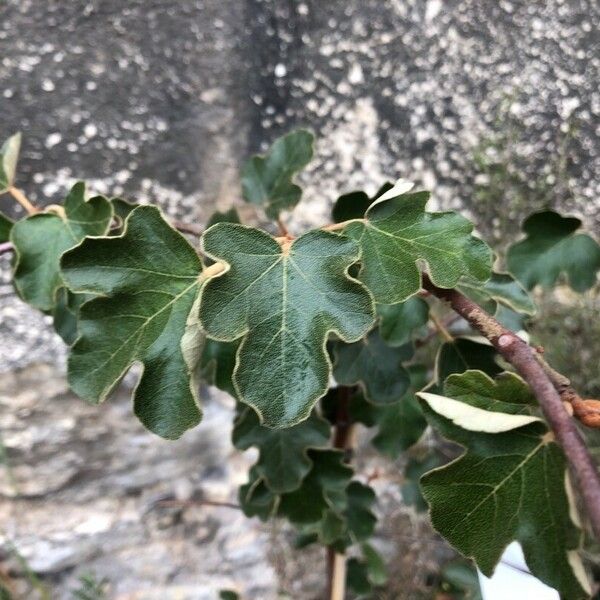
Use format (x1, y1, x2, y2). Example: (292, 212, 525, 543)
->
(11, 182, 113, 310)
(61, 205, 203, 439)
(233, 406, 330, 493)
(0, 132, 21, 192)
(199, 223, 375, 427)
(507, 211, 600, 292)
(332, 331, 413, 405)
(418, 371, 590, 599)
(241, 130, 314, 219)
(344, 188, 492, 304)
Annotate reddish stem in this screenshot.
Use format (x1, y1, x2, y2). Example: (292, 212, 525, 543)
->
(423, 276, 600, 540)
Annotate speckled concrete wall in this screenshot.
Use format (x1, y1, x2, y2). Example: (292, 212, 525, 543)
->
(1, 0, 599, 370)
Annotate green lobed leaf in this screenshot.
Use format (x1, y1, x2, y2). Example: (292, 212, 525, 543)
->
(289, 477, 377, 550)
(456, 272, 536, 316)
(344, 481, 377, 542)
(331, 182, 394, 223)
(371, 365, 428, 458)
(361, 543, 388, 587)
(346, 543, 388, 595)
(277, 450, 353, 524)
(61, 205, 203, 439)
(435, 337, 501, 388)
(507, 210, 600, 292)
(241, 129, 314, 219)
(377, 296, 429, 347)
(417, 370, 591, 599)
(444, 370, 536, 414)
(199, 223, 375, 428)
(346, 365, 429, 458)
(344, 181, 492, 304)
(332, 330, 413, 405)
(494, 304, 528, 334)
(0, 132, 21, 192)
(239, 466, 277, 520)
(233, 405, 331, 493)
(52, 288, 92, 345)
(11, 182, 113, 311)
(346, 558, 372, 596)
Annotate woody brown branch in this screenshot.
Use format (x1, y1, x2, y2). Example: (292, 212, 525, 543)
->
(422, 275, 600, 540)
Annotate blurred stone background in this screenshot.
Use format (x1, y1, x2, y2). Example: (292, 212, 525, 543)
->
(0, 1, 599, 598)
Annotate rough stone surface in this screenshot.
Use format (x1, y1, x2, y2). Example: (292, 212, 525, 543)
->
(1, 0, 599, 369)
(0, 366, 281, 599)
(0, 365, 450, 599)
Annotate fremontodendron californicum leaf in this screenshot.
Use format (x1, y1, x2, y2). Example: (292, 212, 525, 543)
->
(377, 296, 430, 347)
(417, 370, 590, 599)
(199, 223, 375, 428)
(344, 181, 492, 304)
(348, 365, 429, 459)
(11, 182, 113, 310)
(241, 130, 314, 219)
(61, 205, 204, 439)
(507, 210, 600, 292)
(233, 405, 331, 493)
(332, 330, 413, 405)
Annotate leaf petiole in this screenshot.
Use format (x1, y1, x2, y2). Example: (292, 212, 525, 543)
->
(7, 185, 37, 215)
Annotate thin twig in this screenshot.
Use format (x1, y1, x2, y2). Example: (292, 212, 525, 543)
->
(199, 261, 227, 281)
(329, 552, 347, 600)
(276, 217, 289, 237)
(429, 312, 454, 343)
(321, 218, 363, 232)
(422, 275, 600, 540)
(8, 187, 37, 214)
(415, 314, 461, 347)
(172, 220, 204, 236)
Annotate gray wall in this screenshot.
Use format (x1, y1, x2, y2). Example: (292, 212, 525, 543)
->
(1, 0, 599, 369)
